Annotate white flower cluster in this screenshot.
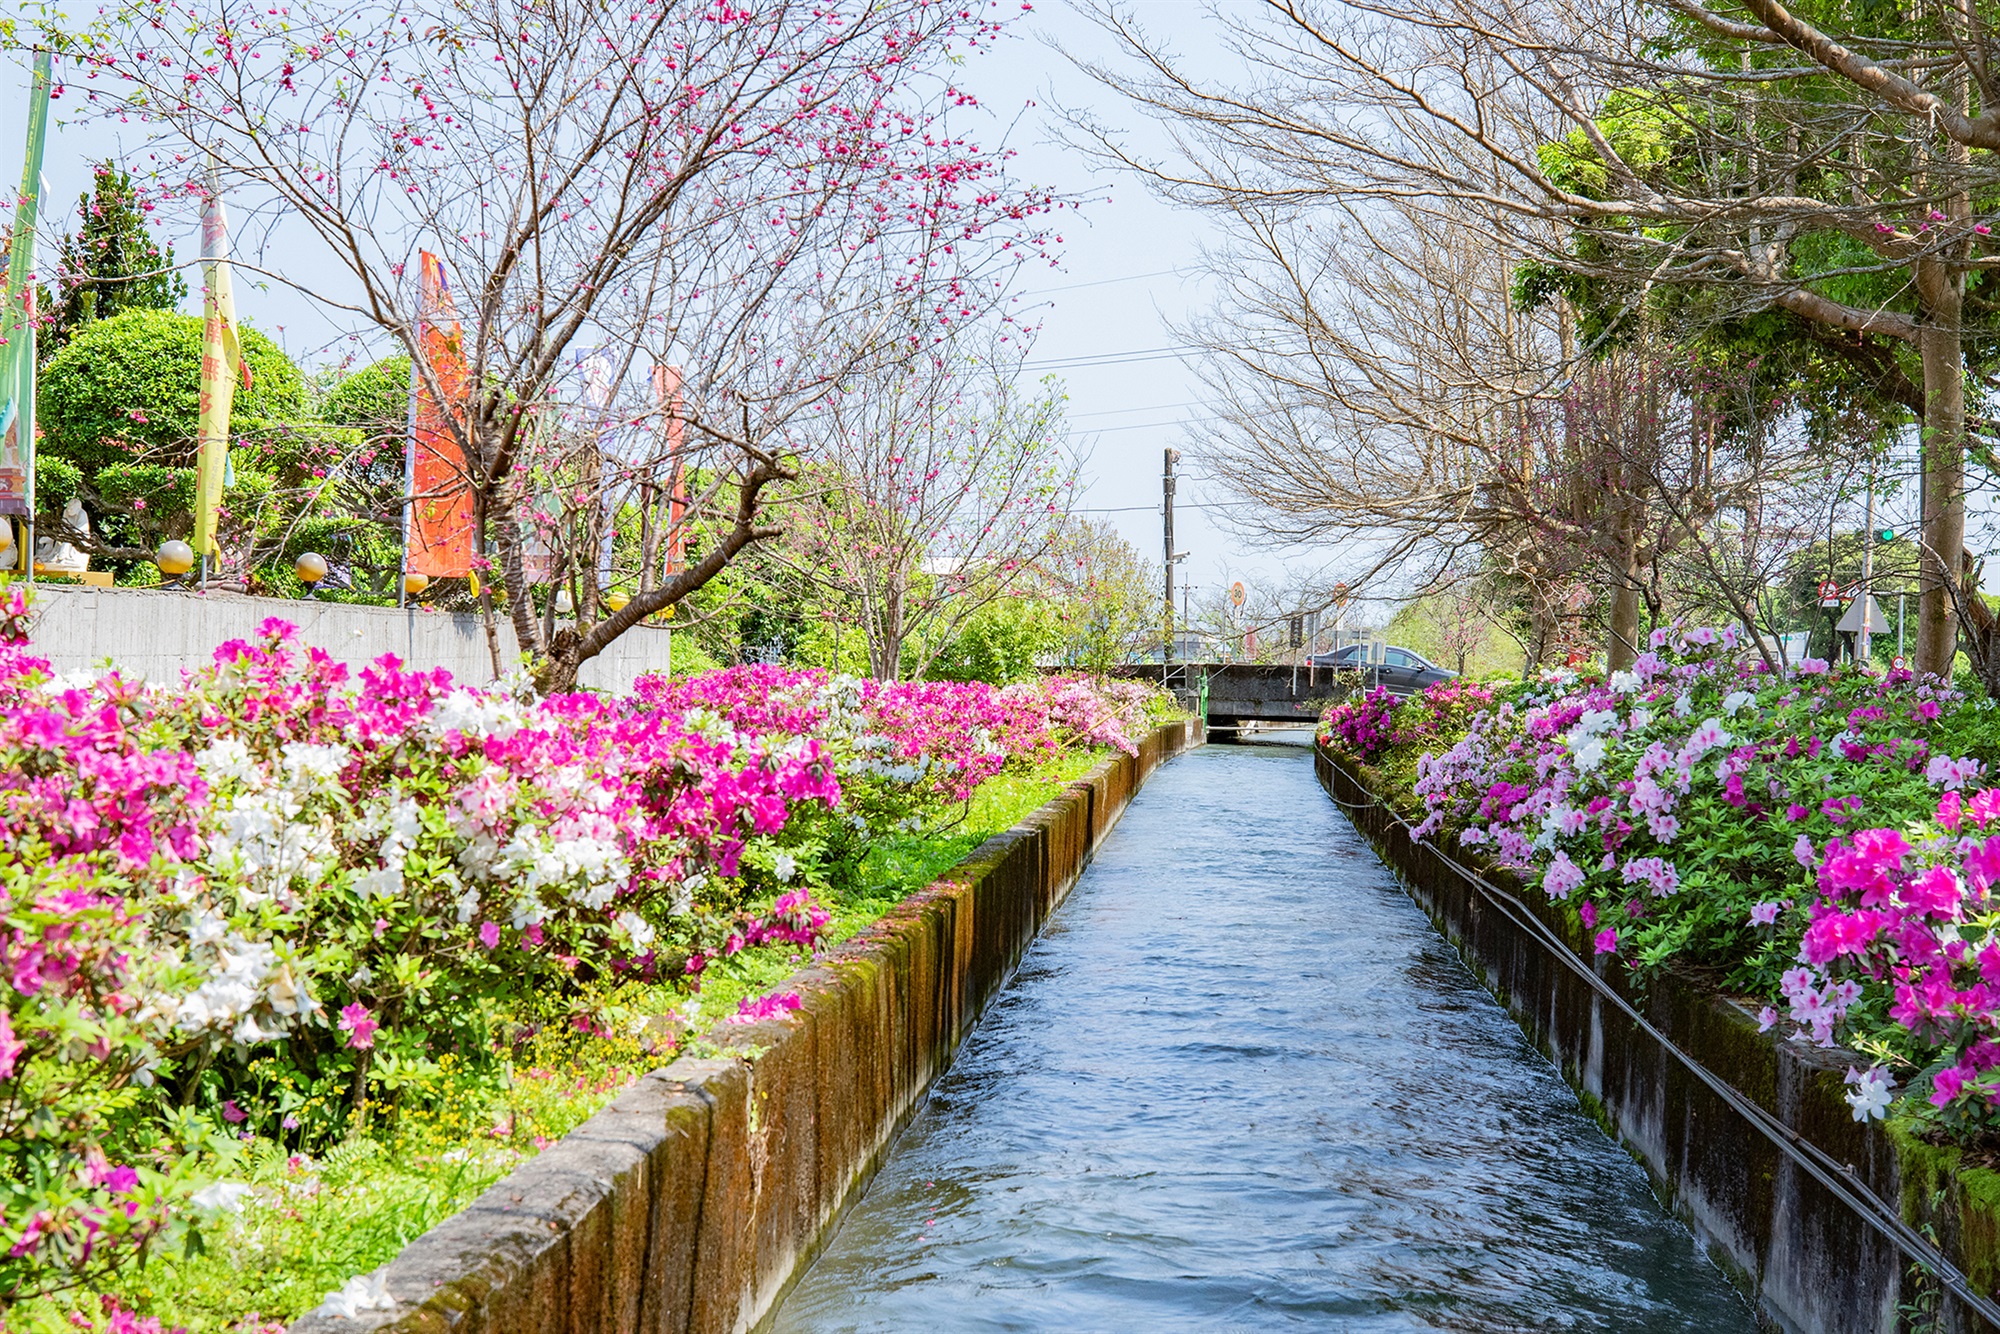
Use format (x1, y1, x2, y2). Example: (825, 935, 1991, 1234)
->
(841, 732, 934, 785)
(314, 1270, 396, 1319)
(198, 740, 347, 901)
(173, 928, 319, 1044)
(425, 688, 527, 741)
(496, 824, 631, 913)
(354, 797, 425, 901)
(208, 788, 337, 903)
(1565, 708, 1621, 774)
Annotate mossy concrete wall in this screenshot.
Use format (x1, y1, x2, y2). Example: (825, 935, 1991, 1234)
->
(1316, 745, 2000, 1334)
(291, 719, 1203, 1334)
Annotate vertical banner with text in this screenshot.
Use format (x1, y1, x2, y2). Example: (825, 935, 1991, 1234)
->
(194, 168, 250, 557)
(408, 251, 475, 577)
(0, 52, 53, 522)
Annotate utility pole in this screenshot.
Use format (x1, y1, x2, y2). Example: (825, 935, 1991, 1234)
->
(1163, 448, 1182, 662)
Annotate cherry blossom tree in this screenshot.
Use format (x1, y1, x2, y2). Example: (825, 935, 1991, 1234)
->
(61, 0, 1061, 690)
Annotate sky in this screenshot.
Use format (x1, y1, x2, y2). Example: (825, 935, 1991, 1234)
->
(8, 2, 1997, 635)
(0, 0, 1305, 612)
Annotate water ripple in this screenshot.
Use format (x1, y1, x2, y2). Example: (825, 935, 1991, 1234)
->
(770, 741, 1756, 1333)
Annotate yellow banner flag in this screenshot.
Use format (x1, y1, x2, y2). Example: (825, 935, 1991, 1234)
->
(193, 169, 247, 558)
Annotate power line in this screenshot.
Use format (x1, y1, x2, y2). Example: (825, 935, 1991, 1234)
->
(1067, 398, 1209, 419)
(1072, 500, 1254, 513)
(1023, 344, 1194, 371)
(1079, 414, 1226, 436)
(1016, 267, 1189, 297)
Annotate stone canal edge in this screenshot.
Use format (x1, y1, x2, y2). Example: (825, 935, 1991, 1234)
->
(1317, 742, 2000, 1334)
(289, 718, 1207, 1334)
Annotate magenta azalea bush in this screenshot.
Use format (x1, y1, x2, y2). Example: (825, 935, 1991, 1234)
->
(1322, 623, 2000, 1135)
(1317, 679, 1496, 763)
(0, 586, 1169, 1305)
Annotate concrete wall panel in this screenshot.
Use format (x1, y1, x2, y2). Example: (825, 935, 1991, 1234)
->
(23, 584, 673, 693)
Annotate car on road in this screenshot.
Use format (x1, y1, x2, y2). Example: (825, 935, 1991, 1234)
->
(1307, 644, 1457, 695)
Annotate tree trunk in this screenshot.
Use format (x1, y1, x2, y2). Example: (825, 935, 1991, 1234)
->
(473, 490, 505, 679)
(1606, 486, 1645, 672)
(1915, 256, 1967, 678)
(490, 484, 544, 666)
(868, 574, 904, 681)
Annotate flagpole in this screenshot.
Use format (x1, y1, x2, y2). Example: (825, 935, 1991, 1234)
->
(193, 159, 245, 591)
(401, 343, 418, 610)
(1, 51, 53, 586)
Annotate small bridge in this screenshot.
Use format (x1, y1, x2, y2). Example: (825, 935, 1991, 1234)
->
(1122, 662, 1357, 730)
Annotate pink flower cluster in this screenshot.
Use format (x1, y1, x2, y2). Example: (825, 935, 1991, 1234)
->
(0, 607, 1159, 1299)
(1317, 679, 1496, 763)
(1794, 791, 2000, 1119)
(1330, 622, 2000, 1130)
(636, 666, 1161, 805)
(726, 991, 804, 1025)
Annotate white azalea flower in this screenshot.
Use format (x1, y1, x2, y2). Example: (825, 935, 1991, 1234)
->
(1844, 1067, 1895, 1122)
(191, 1180, 256, 1215)
(314, 1271, 396, 1319)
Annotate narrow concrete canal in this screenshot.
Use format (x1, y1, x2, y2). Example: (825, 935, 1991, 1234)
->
(772, 740, 1756, 1331)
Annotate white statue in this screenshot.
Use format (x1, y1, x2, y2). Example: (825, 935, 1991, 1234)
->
(33, 499, 90, 575)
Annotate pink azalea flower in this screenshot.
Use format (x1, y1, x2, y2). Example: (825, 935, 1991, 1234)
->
(0, 1010, 24, 1081)
(339, 1002, 378, 1050)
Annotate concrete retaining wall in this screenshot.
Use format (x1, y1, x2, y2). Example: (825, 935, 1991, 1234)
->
(1316, 744, 2000, 1334)
(291, 718, 1204, 1334)
(21, 583, 675, 692)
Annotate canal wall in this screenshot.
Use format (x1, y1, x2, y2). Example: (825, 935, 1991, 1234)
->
(290, 718, 1204, 1334)
(1316, 744, 2000, 1334)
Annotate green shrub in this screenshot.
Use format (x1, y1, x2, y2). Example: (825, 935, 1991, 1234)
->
(39, 310, 304, 470)
(928, 597, 1060, 684)
(319, 356, 410, 439)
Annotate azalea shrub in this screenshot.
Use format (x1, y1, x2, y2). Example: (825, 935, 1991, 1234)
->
(1319, 624, 2000, 1136)
(1317, 679, 1496, 771)
(0, 588, 1174, 1310)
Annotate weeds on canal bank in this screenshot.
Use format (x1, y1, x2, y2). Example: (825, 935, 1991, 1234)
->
(1318, 626, 2000, 1142)
(0, 585, 1176, 1331)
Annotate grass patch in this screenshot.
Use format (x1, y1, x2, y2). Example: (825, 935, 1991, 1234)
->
(25, 748, 1107, 1333)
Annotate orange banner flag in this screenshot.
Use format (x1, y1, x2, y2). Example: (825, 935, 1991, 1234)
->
(407, 252, 475, 578)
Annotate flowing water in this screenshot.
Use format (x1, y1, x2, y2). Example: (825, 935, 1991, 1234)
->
(770, 738, 1756, 1333)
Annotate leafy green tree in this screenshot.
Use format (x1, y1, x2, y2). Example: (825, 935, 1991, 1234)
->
(1042, 518, 1159, 675)
(928, 596, 1061, 684)
(39, 308, 303, 469)
(31, 310, 393, 586)
(320, 354, 410, 438)
(45, 162, 188, 358)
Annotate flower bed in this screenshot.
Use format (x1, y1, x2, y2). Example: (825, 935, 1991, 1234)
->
(1317, 629, 2000, 1141)
(0, 585, 1177, 1331)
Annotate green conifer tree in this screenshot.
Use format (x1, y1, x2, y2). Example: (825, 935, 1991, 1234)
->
(44, 162, 187, 358)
